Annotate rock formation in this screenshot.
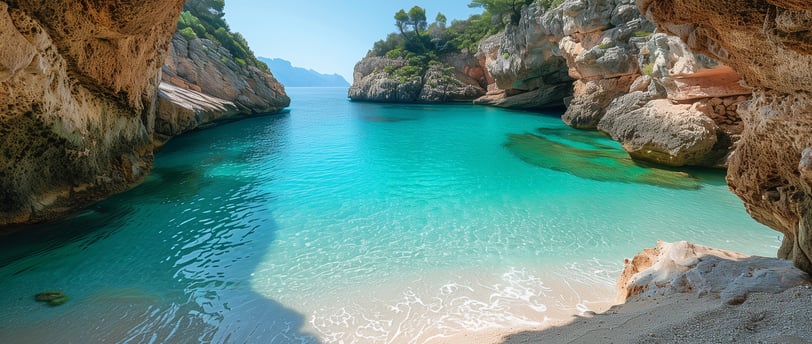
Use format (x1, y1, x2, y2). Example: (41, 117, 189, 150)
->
(638, 0, 812, 273)
(548, 0, 751, 167)
(348, 55, 486, 103)
(349, 1, 753, 167)
(158, 33, 289, 139)
(617, 241, 810, 305)
(473, 4, 573, 110)
(0, 0, 184, 225)
(0, 1, 289, 227)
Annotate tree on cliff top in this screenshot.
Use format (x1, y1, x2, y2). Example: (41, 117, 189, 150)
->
(468, 0, 534, 25)
(394, 6, 430, 52)
(370, 7, 500, 58)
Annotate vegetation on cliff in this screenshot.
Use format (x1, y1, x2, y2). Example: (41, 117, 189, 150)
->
(363, 1, 564, 87)
(176, 0, 268, 71)
(469, 0, 563, 25)
(364, 7, 494, 85)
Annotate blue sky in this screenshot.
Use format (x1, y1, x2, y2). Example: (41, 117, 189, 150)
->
(224, 1, 481, 82)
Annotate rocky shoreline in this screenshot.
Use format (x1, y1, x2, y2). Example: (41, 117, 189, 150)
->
(350, 0, 812, 339)
(349, 0, 812, 273)
(350, 0, 751, 170)
(0, 1, 288, 226)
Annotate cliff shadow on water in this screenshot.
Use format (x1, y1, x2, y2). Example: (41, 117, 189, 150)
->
(504, 126, 703, 190)
(0, 115, 319, 343)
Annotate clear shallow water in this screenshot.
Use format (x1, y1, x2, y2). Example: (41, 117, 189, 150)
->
(0, 87, 781, 343)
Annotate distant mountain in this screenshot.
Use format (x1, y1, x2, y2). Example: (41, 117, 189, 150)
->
(259, 57, 349, 87)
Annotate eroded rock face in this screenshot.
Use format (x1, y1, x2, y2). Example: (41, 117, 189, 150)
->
(0, 1, 184, 225)
(551, 0, 750, 167)
(639, 0, 812, 272)
(558, 0, 653, 129)
(474, 4, 573, 109)
(158, 33, 289, 138)
(618, 241, 810, 305)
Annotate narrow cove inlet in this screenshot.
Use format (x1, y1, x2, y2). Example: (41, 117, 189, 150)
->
(0, 88, 780, 343)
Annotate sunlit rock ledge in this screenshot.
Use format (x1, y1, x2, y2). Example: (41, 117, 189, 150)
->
(618, 241, 810, 305)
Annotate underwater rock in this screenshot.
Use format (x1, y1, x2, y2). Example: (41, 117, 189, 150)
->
(504, 128, 700, 189)
(35, 291, 69, 306)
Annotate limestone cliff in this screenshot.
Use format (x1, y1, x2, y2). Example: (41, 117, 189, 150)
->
(358, 1, 749, 168)
(158, 33, 289, 138)
(348, 55, 486, 103)
(638, 0, 812, 273)
(547, 0, 751, 167)
(473, 4, 574, 110)
(0, 0, 184, 225)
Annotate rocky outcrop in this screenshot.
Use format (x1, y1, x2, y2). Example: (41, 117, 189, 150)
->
(639, 0, 812, 273)
(599, 99, 726, 166)
(348, 55, 485, 103)
(617, 241, 810, 305)
(550, 0, 749, 167)
(158, 33, 289, 138)
(0, 0, 184, 225)
(474, 4, 573, 110)
(557, 0, 653, 129)
(156, 82, 238, 138)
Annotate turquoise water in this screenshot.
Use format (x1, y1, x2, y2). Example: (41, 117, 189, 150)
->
(0, 87, 780, 343)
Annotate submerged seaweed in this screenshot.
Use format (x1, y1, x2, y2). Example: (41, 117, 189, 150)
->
(504, 129, 701, 190)
(35, 291, 69, 306)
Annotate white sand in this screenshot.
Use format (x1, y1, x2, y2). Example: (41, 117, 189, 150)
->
(495, 286, 812, 343)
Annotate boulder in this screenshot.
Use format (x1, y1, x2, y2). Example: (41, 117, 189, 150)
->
(562, 75, 637, 129)
(598, 99, 724, 167)
(618, 241, 810, 305)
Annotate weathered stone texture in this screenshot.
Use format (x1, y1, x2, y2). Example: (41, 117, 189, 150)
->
(640, 0, 812, 272)
(0, 0, 184, 225)
(158, 33, 289, 138)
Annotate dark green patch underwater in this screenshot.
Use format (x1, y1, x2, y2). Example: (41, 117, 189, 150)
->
(504, 129, 701, 190)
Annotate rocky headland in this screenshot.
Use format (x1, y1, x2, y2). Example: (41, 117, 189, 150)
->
(348, 54, 488, 103)
(0, 0, 288, 227)
(158, 32, 289, 140)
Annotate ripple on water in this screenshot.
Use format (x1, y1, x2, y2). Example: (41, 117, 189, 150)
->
(302, 266, 616, 343)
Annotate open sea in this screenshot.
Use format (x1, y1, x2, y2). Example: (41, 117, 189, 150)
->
(0, 87, 781, 343)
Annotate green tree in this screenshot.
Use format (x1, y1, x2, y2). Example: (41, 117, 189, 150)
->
(435, 13, 447, 29)
(468, 0, 535, 25)
(392, 6, 431, 53)
(395, 6, 428, 38)
(407, 6, 428, 37)
(394, 9, 410, 36)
